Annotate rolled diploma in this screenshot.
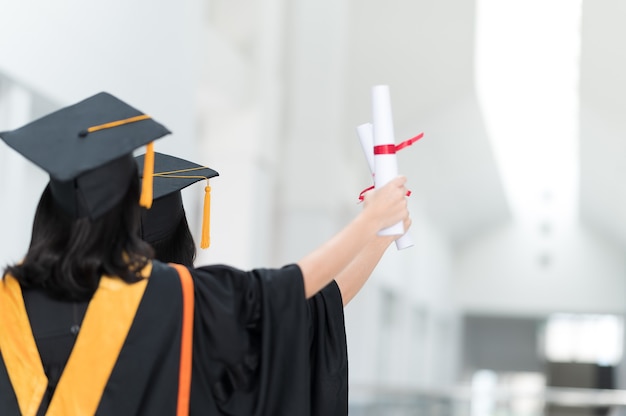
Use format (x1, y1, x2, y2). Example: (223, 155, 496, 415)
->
(357, 122, 414, 250)
(371, 85, 406, 236)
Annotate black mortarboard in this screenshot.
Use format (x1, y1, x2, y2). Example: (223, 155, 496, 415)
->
(136, 152, 219, 248)
(0, 92, 170, 219)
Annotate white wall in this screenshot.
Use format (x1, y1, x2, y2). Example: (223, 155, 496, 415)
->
(0, 0, 203, 156)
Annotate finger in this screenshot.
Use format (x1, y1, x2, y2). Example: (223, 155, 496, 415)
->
(393, 175, 407, 187)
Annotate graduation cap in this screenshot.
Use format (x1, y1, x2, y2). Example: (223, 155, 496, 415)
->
(136, 152, 219, 249)
(0, 92, 170, 219)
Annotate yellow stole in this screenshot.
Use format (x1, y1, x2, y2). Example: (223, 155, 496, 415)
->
(0, 265, 151, 416)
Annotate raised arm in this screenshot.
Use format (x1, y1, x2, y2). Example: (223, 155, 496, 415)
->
(297, 175, 409, 299)
(334, 215, 412, 306)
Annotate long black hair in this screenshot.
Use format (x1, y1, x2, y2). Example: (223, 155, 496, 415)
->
(4, 174, 154, 301)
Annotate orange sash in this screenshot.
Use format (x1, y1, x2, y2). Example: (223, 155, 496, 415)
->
(170, 263, 195, 416)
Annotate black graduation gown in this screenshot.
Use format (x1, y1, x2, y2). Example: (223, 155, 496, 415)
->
(0, 261, 347, 415)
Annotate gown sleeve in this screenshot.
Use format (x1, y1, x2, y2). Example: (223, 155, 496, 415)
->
(189, 263, 348, 416)
(308, 280, 348, 416)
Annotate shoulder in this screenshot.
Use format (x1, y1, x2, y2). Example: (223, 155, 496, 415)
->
(190, 263, 303, 290)
(141, 260, 182, 298)
(147, 260, 180, 282)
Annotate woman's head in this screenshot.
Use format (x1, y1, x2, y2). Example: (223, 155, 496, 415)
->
(136, 152, 219, 266)
(6, 171, 154, 301)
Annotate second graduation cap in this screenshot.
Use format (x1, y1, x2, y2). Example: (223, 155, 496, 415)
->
(136, 152, 219, 249)
(0, 92, 171, 219)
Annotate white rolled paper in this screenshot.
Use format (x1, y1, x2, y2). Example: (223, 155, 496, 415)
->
(356, 123, 376, 175)
(357, 122, 414, 250)
(371, 85, 408, 237)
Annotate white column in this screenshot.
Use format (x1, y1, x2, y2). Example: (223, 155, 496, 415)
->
(195, 0, 288, 269)
(275, 0, 353, 264)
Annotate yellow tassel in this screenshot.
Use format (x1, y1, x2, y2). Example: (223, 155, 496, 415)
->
(200, 183, 211, 249)
(140, 142, 154, 208)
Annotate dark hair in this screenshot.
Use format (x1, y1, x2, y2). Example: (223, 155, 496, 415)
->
(4, 174, 154, 301)
(147, 212, 196, 267)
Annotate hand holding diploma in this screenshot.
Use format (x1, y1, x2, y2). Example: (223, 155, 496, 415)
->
(360, 176, 410, 231)
(356, 84, 423, 249)
(357, 122, 416, 249)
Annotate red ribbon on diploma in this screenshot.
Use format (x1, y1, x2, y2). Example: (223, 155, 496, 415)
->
(373, 132, 424, 155)
(373, 144, 397, 155)
(358, 132, 424, 202)
(358, 185, 375, 201)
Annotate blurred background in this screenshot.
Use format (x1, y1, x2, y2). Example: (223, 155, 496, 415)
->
(1, 0, 625, 414)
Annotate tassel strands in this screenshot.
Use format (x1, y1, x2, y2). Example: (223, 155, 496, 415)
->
(200, 183, 211, 249)
(140, 142, 155, 208)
